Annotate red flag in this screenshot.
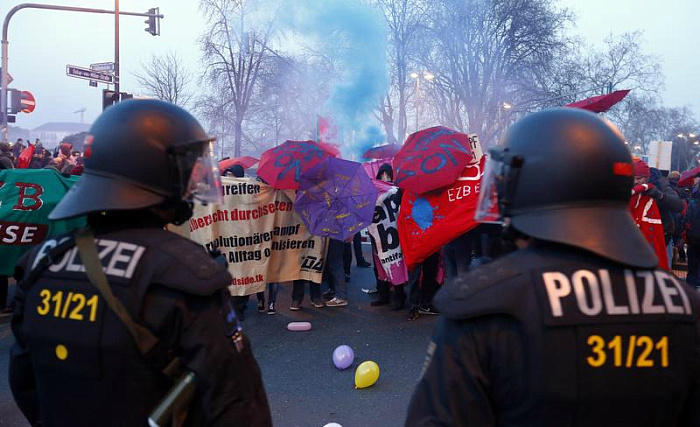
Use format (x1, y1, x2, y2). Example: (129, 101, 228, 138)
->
(398, 156, 485, 269)
(16, 143, 35, 169)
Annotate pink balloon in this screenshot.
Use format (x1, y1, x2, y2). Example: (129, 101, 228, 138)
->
(333, 345, 355, 370)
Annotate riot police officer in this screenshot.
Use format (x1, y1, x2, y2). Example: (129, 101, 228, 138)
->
(9, 99, 272, 426)
(405, 108, 700, 426)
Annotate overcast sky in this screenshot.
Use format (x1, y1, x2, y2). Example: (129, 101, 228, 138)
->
(1, 0, 697, 131)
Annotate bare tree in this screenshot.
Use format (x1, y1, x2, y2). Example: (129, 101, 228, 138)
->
(199, 0, 273, 157)
(373, 0, 426, 144)
(421, 0, 572, 146)
(133, 52, 193, 108)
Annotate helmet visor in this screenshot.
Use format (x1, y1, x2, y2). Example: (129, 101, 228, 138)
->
(180, 141, 223, 205)
(474, 154, 504, 223)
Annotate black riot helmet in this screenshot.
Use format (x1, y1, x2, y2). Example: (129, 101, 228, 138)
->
(475, 107, 657, 268)
(49, 99, 222, 223)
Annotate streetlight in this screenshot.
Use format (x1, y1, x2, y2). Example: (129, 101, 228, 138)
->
(411, 71, 434, 132)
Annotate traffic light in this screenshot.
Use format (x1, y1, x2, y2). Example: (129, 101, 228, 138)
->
(102, 89, 119, 111)
(102, 90, 134, 111)
(9, 89, 21, 114)
(8, 89, 34, 114)
(144, 7, 160, 36)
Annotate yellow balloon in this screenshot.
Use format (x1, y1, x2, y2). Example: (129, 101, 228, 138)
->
(355, 361, 380, 389)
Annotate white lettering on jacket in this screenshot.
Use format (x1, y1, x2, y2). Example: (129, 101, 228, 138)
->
(542, 269, 691, 317)
(33, 238, 145, 280)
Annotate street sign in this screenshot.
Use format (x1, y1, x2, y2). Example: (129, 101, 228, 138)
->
(66, 65, 114, 84)
(90, 62, 115, 73)
(20, 91, 35, 113)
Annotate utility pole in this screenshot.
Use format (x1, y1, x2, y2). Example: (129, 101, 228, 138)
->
(114, 0, 120, 97)
(1, 3, 163, 142)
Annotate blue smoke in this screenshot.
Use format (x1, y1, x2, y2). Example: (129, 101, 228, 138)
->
(284, 0, 388, 158)
(357, 126, 386, 160)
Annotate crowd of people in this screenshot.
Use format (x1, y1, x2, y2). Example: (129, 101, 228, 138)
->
(0, 138, 85, 175)
(629, 157, 700, 284)
(4, 99, 700, 427)
(229, 161, 500, 323)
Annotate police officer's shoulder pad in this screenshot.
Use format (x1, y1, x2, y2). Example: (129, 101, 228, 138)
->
(435, 253, 524, 320)
(156, 234, 231, 295)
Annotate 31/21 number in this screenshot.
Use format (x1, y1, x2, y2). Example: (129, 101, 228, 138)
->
(586, 335, 668, 368)
(36, 289, 99, 322)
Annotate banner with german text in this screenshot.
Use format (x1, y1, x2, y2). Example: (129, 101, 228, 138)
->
(0, 169, 85, 276)
(176, 177, 328, 296)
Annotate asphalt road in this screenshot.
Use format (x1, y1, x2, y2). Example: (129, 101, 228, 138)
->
(0, 258, 438, 427)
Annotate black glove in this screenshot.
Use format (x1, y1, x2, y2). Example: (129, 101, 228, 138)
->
(645, 185, 663, 200)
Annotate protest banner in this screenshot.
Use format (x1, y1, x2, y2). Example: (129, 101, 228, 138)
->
(398, 135, 484, 270)
(368, 186, 408, 285)
(0, 169, 85, 275)
(176, 177, 328, 296)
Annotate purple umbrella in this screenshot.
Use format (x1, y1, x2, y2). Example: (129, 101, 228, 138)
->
(295, 158, 379, 241)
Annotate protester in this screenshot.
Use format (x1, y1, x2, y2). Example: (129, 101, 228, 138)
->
(684, 177, 700, 287)
(0, 142, 14, 169)
(323, 238, 349, 307)
(668, 170, 689, 263)
(229, 164, 253, 319)
(343, 233, 371, 281)
(629, 158, 669, 270)
(369, 163, 404, 308)
(224, 164, 245, 177)
(54, 141, 76, 173)
(12, 138, 24, 162)
(29, 140, 50, 169)
(69, 156, 85, 175)
(406, 251, 442, 321)
(258, 283, 280, 314)
(291, 279, 324, 310)
(646, 166, 683, 265)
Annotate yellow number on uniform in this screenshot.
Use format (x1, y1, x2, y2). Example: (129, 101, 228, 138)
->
(607, 335, 622, 367)
(656, 336, 669, 367)
(51, 291, 63, 317)
(69, 293, 86, 321)
(637, 336, 654, 367)
(37, 289, 51, 315)
(86, 295, 99, 322)
(587, 335, 606, 367)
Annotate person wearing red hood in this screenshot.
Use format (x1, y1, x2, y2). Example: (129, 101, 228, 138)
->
(628, 158, 669, 270)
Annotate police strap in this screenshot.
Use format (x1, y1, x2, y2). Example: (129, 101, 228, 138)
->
(75, 228, 180, 377)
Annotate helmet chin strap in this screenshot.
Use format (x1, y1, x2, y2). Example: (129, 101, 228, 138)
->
(151, 200, 194, 226)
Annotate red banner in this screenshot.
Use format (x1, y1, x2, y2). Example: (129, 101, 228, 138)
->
(398, 156, 485, 270)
